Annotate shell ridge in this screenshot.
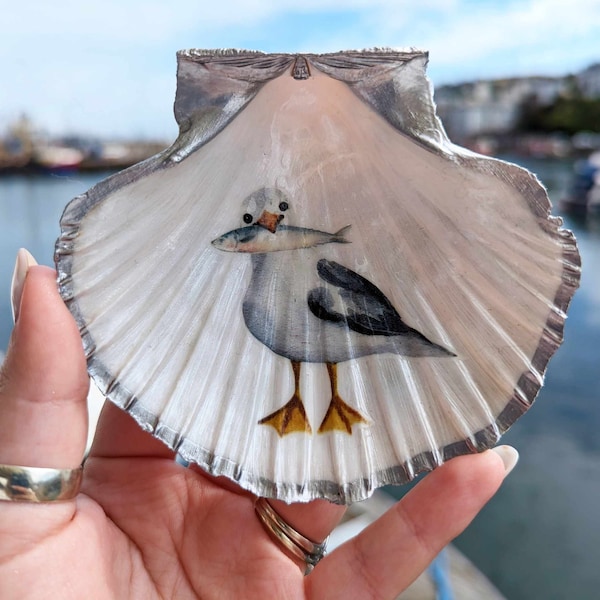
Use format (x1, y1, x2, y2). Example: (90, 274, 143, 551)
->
(85, 343, 535, 505)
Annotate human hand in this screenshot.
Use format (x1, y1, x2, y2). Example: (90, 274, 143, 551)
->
(0, 251, 515, 599)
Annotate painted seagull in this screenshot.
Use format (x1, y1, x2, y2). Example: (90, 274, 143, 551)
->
(212, 187, 455, 436)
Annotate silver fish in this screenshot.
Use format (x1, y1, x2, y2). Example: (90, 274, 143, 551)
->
(211, 224, 351, 253)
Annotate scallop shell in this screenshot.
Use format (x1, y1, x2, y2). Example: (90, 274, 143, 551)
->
(55, 49, 581, 504)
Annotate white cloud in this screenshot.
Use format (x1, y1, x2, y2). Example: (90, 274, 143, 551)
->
(0, 0, 598, 137)
(301, 0, 600, 74)
(0, 0, 455, 42)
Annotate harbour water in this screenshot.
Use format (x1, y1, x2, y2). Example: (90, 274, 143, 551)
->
(0, 159, 598, 599)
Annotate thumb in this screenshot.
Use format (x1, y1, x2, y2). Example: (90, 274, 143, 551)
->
(0, 250, 89, 468)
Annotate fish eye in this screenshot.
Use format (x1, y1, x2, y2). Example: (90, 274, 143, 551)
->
(243, 213, 253, 224)
(279, 201, 289, 212)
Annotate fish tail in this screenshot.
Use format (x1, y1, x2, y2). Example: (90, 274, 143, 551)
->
(332, 225, 352, 243)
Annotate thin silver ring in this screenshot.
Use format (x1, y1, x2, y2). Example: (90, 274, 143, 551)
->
(255, 497, 328, 575)
(0, 464, 83, 503)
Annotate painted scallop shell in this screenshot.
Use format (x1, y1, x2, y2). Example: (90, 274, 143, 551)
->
(55, 49, 581, 504)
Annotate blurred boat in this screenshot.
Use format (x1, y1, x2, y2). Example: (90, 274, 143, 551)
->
(0, 114, 168, 174)
(33, 144, 85, 172)
(560, 151, 600, 215)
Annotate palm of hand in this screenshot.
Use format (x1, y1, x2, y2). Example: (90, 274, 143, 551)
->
(3, 450, 310, 598)
(81, 457, 300, 598)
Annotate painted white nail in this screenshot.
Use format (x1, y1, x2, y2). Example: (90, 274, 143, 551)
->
(10, 248, 38, 323)
(491, 445, 519, 477)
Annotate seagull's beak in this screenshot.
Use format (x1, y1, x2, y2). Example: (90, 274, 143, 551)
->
(257, 210, 283, 233)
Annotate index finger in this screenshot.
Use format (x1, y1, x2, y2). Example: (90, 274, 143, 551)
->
(307, 448, 514, 599)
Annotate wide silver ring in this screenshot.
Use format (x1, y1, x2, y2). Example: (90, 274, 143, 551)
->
(0, 464, 83, 503)
(255, 497, 328, 575)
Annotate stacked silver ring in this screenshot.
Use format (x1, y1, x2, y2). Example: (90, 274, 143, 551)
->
(255, 497, 328, 575)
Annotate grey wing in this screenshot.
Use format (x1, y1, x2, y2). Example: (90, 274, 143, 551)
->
(307, 259, 414, 337)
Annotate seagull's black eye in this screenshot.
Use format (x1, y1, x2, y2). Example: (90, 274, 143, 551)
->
(279, 201, 289, 212)
(243, 213, 253, 224)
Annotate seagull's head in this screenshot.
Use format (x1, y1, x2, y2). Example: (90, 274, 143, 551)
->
(211, 187, 295, 252)
(241, 188, 290, 233)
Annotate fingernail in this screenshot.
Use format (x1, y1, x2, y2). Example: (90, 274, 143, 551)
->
(11, 248, 38, 323)
(491, 445, 519, 477)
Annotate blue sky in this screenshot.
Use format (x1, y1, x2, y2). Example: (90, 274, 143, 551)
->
(1, 0, 599, 140)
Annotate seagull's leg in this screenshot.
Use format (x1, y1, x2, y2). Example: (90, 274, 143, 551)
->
(258, 360, 312, 436)
(318, 363, 367, 434)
